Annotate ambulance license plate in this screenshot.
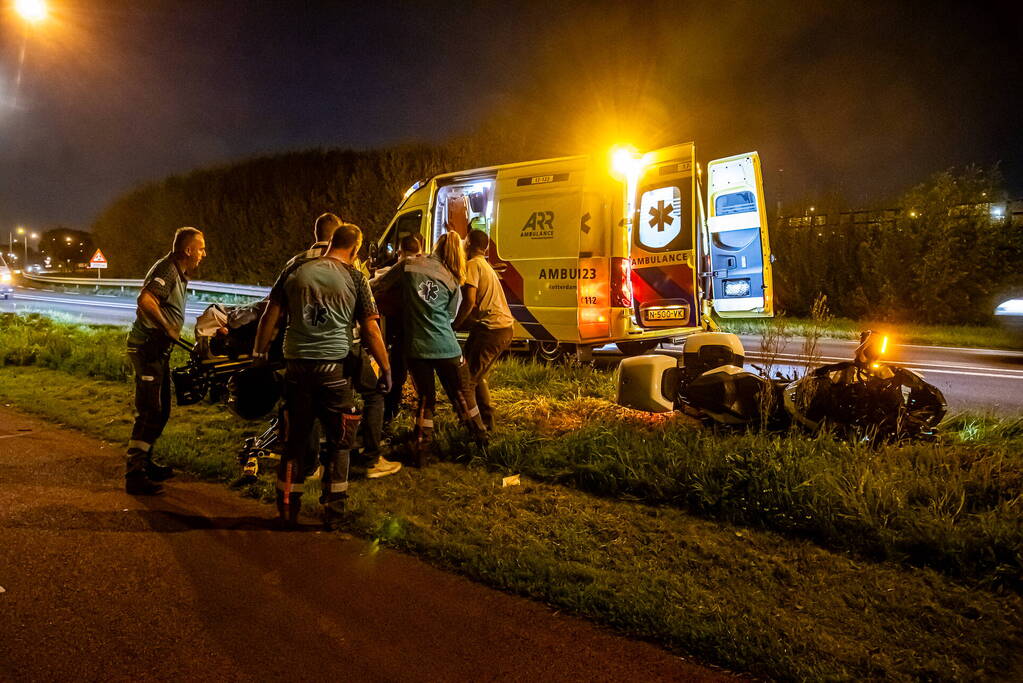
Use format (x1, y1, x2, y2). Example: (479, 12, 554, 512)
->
(644, 307, 688, 322)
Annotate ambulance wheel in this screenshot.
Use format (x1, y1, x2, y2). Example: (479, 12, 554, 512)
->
(533, 341, 567, 363)
(617, 340, 659, 356)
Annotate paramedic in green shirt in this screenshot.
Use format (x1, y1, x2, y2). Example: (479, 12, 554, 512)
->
(375, 231, 487, 467)
(125, 227, 206, 496)
(253, 223, 390, 529)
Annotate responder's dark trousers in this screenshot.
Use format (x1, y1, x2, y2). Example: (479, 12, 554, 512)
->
(280, 360, 358, 518)
(126, 339, 172, 475)
(407, 355, 487, 463)
(463, 325, 513, 431)
(383, 316, 407, 424)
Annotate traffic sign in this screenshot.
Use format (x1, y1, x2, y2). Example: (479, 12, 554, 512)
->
(89, 249, 108, 269)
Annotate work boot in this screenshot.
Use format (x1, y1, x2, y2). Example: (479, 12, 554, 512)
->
(125, 472, 164, 496)
(322, 494, 349, 532)
(144, 458, 175, 482)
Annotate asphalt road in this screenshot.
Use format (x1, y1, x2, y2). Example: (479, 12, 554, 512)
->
(4, 285, 1023, 414)
(0, 404, 723, 682)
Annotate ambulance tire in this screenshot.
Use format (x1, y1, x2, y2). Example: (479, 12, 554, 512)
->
(617, 340, 660, 356)
(533, 341, 569, 364)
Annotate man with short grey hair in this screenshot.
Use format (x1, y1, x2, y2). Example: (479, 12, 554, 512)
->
(125, 227, 206, 495)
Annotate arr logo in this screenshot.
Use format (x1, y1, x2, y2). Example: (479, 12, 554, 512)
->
(521, 211, 554, 239)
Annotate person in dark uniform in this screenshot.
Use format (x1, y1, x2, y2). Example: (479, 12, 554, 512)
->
(371, 233, 422, 426)
(253, 223, 390, 529)
(125, 227, 206, 495)
(282, 212, 400, 480)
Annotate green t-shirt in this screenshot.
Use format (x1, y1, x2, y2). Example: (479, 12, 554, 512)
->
(128, 253, 188, 346)
(401, 254, 462, 360)
(270, 257, 378, 360)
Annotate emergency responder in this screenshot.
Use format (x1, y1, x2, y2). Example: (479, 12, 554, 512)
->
(454, 229, 514, 431)
(252, 223, 390, 529)
(276, 212, 399, 480)
(371, 233, 423, 426)
(376, 231, 487, 467)
(286, 212, 342, 268)
(125, 227, 206, 495)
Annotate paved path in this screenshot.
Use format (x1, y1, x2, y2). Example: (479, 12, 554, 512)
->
(0, 405, 725, 682)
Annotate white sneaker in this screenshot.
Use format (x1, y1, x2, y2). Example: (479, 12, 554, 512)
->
(366, 456, 402, 479)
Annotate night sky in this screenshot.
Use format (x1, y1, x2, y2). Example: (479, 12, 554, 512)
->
(1, 0, 1021, 231)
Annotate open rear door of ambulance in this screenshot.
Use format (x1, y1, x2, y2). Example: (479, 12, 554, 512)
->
(705, 152, 774, 318)
(629, 143, 700, 331)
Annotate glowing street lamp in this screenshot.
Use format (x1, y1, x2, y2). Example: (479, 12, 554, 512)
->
(12, 0, 48, 104)
(14, 0, 48, 24)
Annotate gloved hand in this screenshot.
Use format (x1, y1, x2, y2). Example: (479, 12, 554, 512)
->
(376, 368, 393, 394)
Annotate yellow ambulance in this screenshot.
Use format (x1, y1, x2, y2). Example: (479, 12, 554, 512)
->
(372, 143, 773, 360)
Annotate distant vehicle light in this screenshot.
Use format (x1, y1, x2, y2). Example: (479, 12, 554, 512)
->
(995, 299, 1023, 316)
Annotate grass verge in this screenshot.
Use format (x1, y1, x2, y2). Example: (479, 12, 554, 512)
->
(2, 316, 1023, 678)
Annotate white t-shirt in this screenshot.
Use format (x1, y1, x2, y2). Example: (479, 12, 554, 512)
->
(464, 255, 514, 330)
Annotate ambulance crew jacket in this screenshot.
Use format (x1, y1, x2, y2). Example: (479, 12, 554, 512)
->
(269, 255, 378, 520)
(399, 253, 487, 464)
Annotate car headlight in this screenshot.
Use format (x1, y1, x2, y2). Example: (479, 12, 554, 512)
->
(1, 272, 12, 283)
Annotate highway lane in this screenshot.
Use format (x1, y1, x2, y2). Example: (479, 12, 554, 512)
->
(4, 285, 1022, 414)
(1, 285, 208, 327)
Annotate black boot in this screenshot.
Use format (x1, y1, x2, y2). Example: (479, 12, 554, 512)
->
(144, 457, 175, 482)
(125, 472, 164, 496)
(322, 494, 348, 532)
(126, 448, 163, 495)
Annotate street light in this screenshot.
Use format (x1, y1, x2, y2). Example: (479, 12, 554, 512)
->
(12, 0, 48, 105)
(15, 0, 48, 24)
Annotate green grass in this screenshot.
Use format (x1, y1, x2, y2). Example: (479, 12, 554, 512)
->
(718, 315, 1021, 349)
(2, 316, 1023, 679)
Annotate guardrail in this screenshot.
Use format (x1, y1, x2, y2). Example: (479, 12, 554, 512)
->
(21, 273, 270, 298)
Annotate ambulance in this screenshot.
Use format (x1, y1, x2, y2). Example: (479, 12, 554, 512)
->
(372, 143, 773, 360)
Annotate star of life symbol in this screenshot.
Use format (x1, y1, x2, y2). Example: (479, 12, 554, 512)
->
(303, 302, 328, 326)
(648, 200, 675, 232)
(417, 280, 439, 303)
(638, 186, 682, 250)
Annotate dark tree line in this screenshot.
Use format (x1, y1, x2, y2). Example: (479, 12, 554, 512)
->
(91, 145, 469, 285)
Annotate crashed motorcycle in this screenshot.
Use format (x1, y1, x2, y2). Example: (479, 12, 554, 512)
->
(617, 330, 946, 441)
